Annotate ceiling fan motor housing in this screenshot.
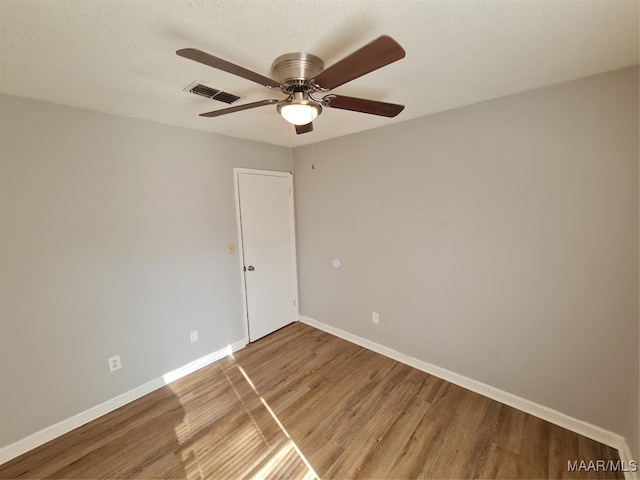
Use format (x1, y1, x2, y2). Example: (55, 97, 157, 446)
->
(271, 53, 324, 91)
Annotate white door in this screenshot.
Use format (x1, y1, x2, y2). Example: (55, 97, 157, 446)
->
(235, 169, 298, 342)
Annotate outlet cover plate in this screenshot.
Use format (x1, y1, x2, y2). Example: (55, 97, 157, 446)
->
(108, 355, 121, 372)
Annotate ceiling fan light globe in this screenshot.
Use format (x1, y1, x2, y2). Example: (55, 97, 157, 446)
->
(279, 103, 319, 125)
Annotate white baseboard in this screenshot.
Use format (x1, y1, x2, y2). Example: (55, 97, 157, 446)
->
(619, 439, 639, 480)
(0, 338, 247, 465)
(300, 316, 630, 455)
(3, 320, 635, 475)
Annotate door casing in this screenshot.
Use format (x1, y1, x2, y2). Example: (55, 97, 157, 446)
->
(233, 167, 299, 343)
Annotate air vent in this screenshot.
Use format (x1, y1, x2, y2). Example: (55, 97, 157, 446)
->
(213, 91, 242, 104)
(184, 81, 241, 104)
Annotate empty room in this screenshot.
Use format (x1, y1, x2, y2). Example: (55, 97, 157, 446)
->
(0, 0, 638, 478)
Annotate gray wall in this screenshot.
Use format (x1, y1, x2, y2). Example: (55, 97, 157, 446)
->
(0, 95, 291, 447)
(293, 67, 639, 449)
(2, 67, 639, 457)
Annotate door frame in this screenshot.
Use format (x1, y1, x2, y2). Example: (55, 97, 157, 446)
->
(233, 167, 299, 344)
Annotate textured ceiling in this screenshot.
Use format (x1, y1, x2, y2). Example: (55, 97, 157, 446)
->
(1, 0, 638, 147)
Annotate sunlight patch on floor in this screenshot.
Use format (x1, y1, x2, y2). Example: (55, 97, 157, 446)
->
(167, 353, 319, 478)
(257, 395, 319, 478)
(236, 362, 320, 479)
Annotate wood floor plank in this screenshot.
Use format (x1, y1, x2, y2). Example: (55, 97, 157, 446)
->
(320, 367, 427, 478)
(353, 396, 431, 479)
(414, 386, 486, 479)
(549, 423, 582, 479)
(386, 414, 442, 479)
(518, 413, 551, 478)
(480, 443, 520, 479)
(0, 322, 623, 479)
(491, 402, 527, 455)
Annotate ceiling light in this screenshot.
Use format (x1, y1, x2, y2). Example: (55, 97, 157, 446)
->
(277, 92, 322, 126)
(279, 103, 319, 125)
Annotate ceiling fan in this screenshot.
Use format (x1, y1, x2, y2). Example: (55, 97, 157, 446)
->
(176, 35, 406, 134)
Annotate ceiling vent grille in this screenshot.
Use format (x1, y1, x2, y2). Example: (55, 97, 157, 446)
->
(185, 81, 241, 104)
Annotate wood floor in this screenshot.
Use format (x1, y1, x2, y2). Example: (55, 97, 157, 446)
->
(0, 322, 623, 479)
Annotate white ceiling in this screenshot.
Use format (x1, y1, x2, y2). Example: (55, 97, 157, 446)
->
(1, 0, 638, 148)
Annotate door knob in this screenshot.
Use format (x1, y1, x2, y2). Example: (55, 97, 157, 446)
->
(247, 265, 255, 271)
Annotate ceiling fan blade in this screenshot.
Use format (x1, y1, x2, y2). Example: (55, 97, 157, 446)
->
(312, 36, 405, 90)
(324, 95, 404, 117)
(295, 122, 314, 134)
(199, 99, 279, 118)
(177, 48, 281, 88)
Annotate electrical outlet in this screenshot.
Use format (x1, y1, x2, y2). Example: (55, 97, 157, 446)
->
(372, 312, 380, 324)
(108, 355, 121, 372)
(190, 330, 199, 343)
(228, 243, 235, 254)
